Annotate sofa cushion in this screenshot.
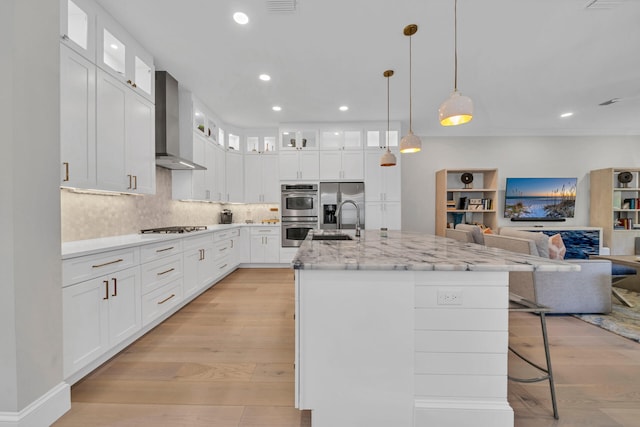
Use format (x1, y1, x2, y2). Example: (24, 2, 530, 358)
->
(498, 228, 550, 258)
(455, 224, 485, 245)
(548, 233, 567, 260)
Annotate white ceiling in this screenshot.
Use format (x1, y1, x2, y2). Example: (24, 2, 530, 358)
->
(95, 0, 640, 137)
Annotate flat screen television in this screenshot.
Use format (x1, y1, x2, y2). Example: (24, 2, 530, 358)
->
(504, 177, 577, 220)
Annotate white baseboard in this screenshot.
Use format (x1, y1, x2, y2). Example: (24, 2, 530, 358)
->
(414, 399, 514, 427)
(0, 382, 70, 427)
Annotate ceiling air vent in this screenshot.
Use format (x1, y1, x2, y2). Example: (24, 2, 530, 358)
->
(585, 0, 626, 10)
(267, 0, 297, 13)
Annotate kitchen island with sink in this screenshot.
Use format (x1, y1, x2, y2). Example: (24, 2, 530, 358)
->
(292, 230, 578, 427)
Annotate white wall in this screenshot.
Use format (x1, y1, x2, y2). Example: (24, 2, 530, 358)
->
(401, 135, 640, 233)
(1, 0, 67, 421)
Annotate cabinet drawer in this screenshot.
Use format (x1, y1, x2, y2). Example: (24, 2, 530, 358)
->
(182, 233, 214, 251)
(141, 278, 183, 326)
(214, 239, 232, 258)
(250, 227, 279, 236)
(140, 253, 183, 294)
(63, 247, 139, 287)
(140, 239, 183, 263)
(213, 228, 240, 242)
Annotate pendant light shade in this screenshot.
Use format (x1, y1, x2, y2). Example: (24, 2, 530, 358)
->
(398, 130, 421, 153)
(439, 0, 473, 126)
(439, 91, 473, 126)
(399, 24, 421, 154)
(380, 70, 397, 167)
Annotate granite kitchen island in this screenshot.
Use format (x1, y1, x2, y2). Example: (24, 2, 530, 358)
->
(292, 230, 578, 427)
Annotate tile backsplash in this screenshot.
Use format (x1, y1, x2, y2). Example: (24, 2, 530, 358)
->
(61, 167, 278, 242)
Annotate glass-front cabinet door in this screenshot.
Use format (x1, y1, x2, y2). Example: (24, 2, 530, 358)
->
(246, 132, 277, 154)
(97, 13, 155, 102)
(280, 129, 318, 150)
(366, 125, 400, 150)
(60, 0, 96, 61)
(319, 129, 362, 150)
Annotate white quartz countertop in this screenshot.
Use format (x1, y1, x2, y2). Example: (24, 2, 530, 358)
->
(293, 230, 581, 272)
(61, 223, 279, 259)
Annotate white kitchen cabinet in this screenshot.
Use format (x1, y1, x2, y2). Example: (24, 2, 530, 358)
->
(245, 153, 279, 203)
(63, 265, 141, 378)
(213, 228, 240, 274)
(182, 234, 216, 298)
(60, 44, 96, 188)
(279, 129, 318, 151)
(250, 227, 280, 263)
(139, 239, 184, 326)
(365, 201, 401, 230)
(319, 150, 364, 180)
(365, 125, 400, 150)
(96, 12, 154, 102)
(60, 0, 97, 61)
(279, 150, 319, 181)
(364, 151, 401, 202)
(319, 129, 362, 150)
(96, 69, 155, 194)
(225, 150, 244, 202)
(246, 134, 277, 154)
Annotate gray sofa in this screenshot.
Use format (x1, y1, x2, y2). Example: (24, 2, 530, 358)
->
(483, 230, 612, 314)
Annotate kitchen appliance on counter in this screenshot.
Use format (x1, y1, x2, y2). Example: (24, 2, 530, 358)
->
(140, 226, 208, 234)
(281, 184, 318, 247)
(220, 209, 233, 224)
(320, 182, 365, 230)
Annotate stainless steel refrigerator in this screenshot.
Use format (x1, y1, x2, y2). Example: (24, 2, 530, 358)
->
(319, 182, 365, 230)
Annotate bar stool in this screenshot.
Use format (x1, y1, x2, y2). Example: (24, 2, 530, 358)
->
(508, 292, 559, 419)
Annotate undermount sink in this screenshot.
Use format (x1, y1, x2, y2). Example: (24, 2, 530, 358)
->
(311, 234, 353, 241)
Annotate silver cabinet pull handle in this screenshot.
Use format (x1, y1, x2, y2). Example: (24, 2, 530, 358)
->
(156, 246, 174, 253)
(112, 278, 117, 297)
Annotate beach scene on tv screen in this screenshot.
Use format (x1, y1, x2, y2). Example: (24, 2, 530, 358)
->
(504, 177, 577, 219)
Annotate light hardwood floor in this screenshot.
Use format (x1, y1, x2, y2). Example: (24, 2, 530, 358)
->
(53, 268, 640, 427)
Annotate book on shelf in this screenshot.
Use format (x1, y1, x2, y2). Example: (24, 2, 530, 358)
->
(615, 217, 634, 230)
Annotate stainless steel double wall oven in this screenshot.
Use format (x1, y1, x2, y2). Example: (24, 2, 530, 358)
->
(281, 184, 318, 247)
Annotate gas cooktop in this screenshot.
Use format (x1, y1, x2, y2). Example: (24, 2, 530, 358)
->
(140, 226, 208, 234)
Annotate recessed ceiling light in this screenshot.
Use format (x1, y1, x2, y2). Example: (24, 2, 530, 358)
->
(233, 12, 249, 25)
(339, 106, 349, 111)
(259, 74, 271, 81)
(560, 112, 574, 118)
(110, 43, 118, 50)
(272, 106, 282, 111)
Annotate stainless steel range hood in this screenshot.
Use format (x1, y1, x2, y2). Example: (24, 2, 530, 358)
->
(155, 71, 206, 170)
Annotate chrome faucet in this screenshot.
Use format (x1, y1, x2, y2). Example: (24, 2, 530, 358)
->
(336, 200, 361, 237)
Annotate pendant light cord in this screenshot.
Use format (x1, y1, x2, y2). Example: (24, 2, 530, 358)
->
(454, 0, 458, 92)
(409, 34, 413, 133)
(387, 73, 391, 152)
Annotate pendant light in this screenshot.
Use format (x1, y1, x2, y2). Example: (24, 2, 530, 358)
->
(439, 0, 473, 126)
(399, 24, 422, 154)
(380, 70, 397, 167)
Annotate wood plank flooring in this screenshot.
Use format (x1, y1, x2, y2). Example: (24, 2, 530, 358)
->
(53, 268, 640, 427)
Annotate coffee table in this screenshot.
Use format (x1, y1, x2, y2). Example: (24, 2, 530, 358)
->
(590, 255, 639, 307)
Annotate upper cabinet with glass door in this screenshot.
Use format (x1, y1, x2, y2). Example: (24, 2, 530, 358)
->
(60, 0, 97, 61)
(319, 129, 362, 151)
(279, 129, 318, 151)
(246, 130, 277, 155)
(96, 12, 155, 102)
(365, 122, 401, 150)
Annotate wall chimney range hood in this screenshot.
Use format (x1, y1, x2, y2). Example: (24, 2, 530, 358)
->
(155, 71, 206, 170)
